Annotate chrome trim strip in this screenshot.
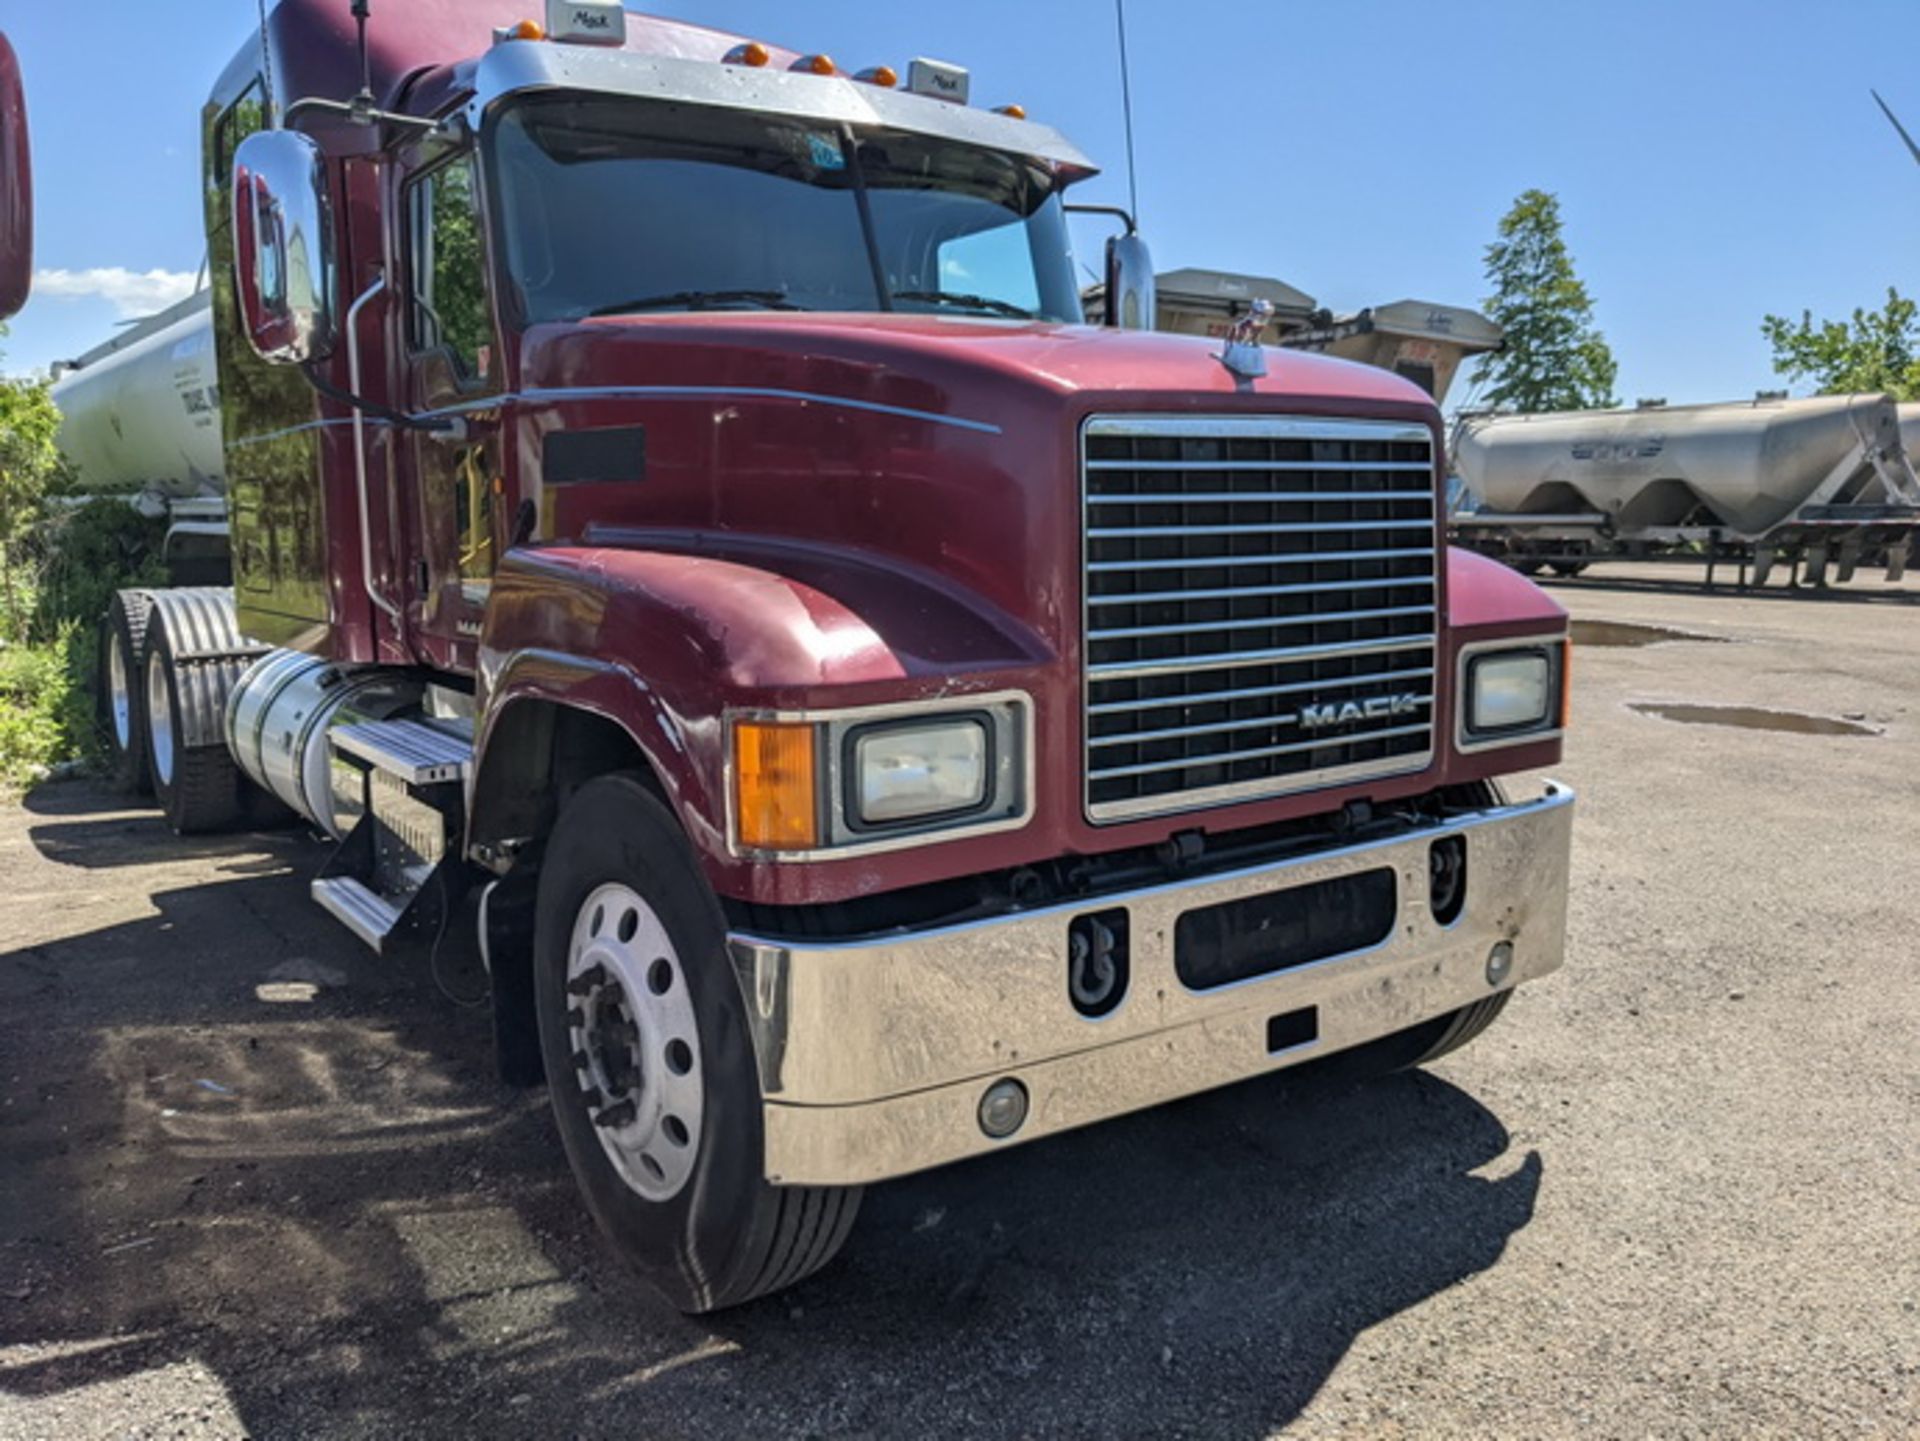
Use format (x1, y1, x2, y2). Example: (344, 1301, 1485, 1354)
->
(1089, 603, 1435, 643)
(736, 783, 1574, 1184)
(418, 385, 1002, 435)
(1088, 546, 1435, 573)
(1090, 721, 1432, 780)
(1089, 635, 1435, 681)
(1085, 459, 1435, 473)
(1089, 490, 1434, 503)
(1086, 750, 1438, 822)
(1454, 635, 1569, 756)
(1087, 666, 1436, 716)
(1084, 415, 1433, 443)
(1089, 519, 1434, 537)
(1091, 695, 1433, 749)
(1090, 576, 1435, 607)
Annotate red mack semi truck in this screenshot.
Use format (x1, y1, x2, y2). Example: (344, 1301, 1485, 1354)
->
(0, 2, 1574, 1312)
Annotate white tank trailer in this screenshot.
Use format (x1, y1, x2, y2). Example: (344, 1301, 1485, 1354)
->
(48, 288, 229, 581)
(1451, 394, 1920, 585)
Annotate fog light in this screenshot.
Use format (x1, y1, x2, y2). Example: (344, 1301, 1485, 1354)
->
(978, 1078, 1028, 1139)
(1487, 941, 1514, 987)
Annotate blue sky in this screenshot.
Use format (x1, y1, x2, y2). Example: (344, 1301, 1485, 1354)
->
(4, 0, 1916, 407)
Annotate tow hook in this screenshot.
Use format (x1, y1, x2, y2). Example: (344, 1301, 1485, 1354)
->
(1068, 908, 1130, 1018)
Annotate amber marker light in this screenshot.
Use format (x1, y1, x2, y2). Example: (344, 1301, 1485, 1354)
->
(866, 65, 899, 88)
(509, 18, 545, 40)
(734, 720, 821, 851)
(735, 41, 771, 67)
(993, 103, 1027, 119)
(806, 53, 837, 75)
(1559, 637, 1573, 730)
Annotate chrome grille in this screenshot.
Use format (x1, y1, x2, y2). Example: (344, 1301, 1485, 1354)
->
(1082, 415, 1439, 822)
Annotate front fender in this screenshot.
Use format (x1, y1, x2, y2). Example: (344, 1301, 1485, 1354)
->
(471, 543, 1050, 899)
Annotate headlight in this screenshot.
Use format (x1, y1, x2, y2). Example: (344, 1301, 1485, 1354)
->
(1470, 651, 1552, 731)
(730, 693, 1030, 857)
(1458, 641, 1565, 751)
(852, 718, 989, 826)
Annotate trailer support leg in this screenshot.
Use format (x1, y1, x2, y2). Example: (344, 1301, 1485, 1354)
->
(1888, 545, 1908, 584)
(1836, 539, 1861, 585)
(1804, 543, 1829, 588)
(1752, 544, 1775, 589)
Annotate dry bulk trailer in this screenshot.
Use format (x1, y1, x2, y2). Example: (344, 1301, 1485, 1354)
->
(1451, 393, 1920, 583)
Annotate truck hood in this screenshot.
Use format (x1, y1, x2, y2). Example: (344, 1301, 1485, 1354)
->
(511, 314, 1440, 673)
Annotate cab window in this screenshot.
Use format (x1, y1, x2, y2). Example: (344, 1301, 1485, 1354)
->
(407, 156, 495, 383)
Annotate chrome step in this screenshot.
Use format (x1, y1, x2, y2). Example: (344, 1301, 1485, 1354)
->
(311, 875, 405, 953)
(331, 718, 472, 785)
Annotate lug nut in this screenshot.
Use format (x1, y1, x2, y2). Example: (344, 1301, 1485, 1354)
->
(978, 1078, 1029, 1139)
(1487, 941, 1514, 987)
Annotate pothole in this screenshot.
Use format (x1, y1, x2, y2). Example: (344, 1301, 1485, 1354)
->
(1571, 620, 1725, 648)
(1628, 703, 1879, 736)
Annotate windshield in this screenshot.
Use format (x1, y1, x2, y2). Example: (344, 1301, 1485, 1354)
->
(489, 96, 1083, 324)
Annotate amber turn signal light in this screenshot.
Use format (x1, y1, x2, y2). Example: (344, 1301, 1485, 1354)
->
(734, 720, 820, 851)
(509, 18, 545, 40)
(1558, 638, 1573, 730)
(736, 41, 771, 67)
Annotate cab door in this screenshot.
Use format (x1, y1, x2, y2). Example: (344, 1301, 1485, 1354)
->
(403, 151, 504, 672)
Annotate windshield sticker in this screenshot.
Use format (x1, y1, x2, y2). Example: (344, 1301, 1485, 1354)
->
(806, 132, 846, 170)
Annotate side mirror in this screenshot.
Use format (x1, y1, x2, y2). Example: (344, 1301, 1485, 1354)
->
(231, 129, 336, 364)
(1103, 231, 1155, 331)
(0, 33, 32, 322)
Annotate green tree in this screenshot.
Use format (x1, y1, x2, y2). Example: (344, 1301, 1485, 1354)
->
(0, 375, 62, 641)
(1471, 189, 1618, 412)
(1760, 288, 1920, 400)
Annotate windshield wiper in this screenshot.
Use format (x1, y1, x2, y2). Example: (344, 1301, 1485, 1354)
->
(589, 288, 803, 317)
(891, 289, 1040, 320)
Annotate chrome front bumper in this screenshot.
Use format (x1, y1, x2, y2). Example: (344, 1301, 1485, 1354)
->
(729, 783, 1574, 1187)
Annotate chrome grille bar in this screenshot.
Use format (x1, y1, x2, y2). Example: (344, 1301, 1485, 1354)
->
(1082, 413, 1439, 821)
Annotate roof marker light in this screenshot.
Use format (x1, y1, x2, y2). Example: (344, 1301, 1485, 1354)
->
(856, 65, 899, 89)
(729, 41, 771, 67)
(994, 104, 1027, 119)
(507, 18, 545, 41)
(797, 53, 837, 76)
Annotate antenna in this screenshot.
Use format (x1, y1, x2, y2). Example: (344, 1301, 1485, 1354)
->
(352, 0, 375, 111)
(1872, 89, 1920, 166)
(256, 0, 277, 125)
(1114, 0, 1140, 223)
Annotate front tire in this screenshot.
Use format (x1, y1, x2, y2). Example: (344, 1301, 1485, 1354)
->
(533, 773, 861, 1313)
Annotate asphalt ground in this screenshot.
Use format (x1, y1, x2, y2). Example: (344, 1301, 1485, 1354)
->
(1, 559, 1916, 1438)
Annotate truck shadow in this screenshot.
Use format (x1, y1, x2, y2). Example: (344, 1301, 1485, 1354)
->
(21, 778, 308, 872)
(0, 791, 1542, 1439)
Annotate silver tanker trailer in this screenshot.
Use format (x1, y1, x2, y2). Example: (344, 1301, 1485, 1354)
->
(1451, 393, 1920, 585)
(49, 287, 230, 584)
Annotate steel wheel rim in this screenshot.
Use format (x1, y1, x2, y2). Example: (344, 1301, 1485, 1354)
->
(565, 882, 704, 1202)
(145, 651, 174, 786)
(108, 632, 132, 750)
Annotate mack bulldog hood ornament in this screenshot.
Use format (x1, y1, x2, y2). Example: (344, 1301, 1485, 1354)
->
(1217, 297, 1273, 380)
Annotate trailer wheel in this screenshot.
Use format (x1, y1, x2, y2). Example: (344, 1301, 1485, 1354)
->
(1548, 560, 1590, 578)
(99, 594, 154, 794)
(533, 773, 861, 1313)
(144, 626, 244, 834)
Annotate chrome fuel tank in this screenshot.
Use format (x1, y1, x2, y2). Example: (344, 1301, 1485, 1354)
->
(225, 650, 420, 838)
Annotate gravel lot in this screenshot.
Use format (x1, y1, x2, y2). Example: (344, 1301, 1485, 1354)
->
(2, 561, 1916, 1439)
